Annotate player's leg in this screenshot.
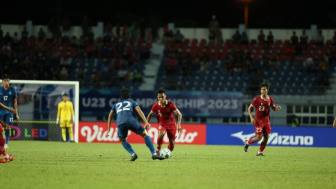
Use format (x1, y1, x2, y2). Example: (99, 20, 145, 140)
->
(118, 124, 137, 161)
(139, 130, 157, 154)
(0, 132, 14, 163)
(4, 123, 10, 148)
(156, 128, 166, 153)
(133, 122, 164, 160)
(256, 124, 271, 156)
(0, 131, 6, 163)
(59, 120, 68, 141)
(244, 123, 263, 152)
(67, 127, 74, 142)
(0, 138, 7, 163)
(247, 134, 263, 144)
(67, 121, 74, 142)
(138, 131, 164, 160)
(4, 114, 13, 149)
(166, 128, 177, 154)
(61, 127, 67, 142)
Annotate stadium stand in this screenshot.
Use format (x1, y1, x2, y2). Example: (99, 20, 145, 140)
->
(1, 24, 336, 96)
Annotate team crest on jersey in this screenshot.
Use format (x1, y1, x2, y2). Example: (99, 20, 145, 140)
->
(9, 91, 12, 95)
(268, 102, 270, 106)
(167, 108, 171, 113)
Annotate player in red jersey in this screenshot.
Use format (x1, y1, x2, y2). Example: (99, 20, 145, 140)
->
(146, 89, 182, 158)
(244, 82, 281, 156)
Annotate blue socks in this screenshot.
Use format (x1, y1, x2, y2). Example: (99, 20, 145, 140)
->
(121, 137, 156, 156)
(121, 141, 135, 155)
(144, 136, 156, 155)
(5, 129, 9, 144)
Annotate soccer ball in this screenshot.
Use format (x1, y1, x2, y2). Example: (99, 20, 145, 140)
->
(160, 148, 172, 159)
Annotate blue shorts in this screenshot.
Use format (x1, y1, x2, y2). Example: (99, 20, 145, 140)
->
(0, 113, 13, 125)
(118, 120, 145, 139)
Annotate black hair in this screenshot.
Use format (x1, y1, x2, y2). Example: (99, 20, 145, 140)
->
(2, 74, 10, 80)
(121, 88, 131, 99)
(260, 82, 269, 89)
(157, 88, 166, 94)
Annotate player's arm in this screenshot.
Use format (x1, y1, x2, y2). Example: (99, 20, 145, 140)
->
(106, 110, 114, 136)
(146, 110, 154, 123)
(70, 102, 75, 123)
(271, 104, 281, 111)
(0, 102, 16, 114)
(333, 116, 336, 128)
(174, 109, 182, 133)
(56, 103, 61, 124)
(248, 104, 255, 125)
(14, 97, 19, 120)
(135, 106, 151, 129)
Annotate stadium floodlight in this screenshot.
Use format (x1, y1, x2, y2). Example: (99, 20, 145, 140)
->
(238, 0, 252, 28)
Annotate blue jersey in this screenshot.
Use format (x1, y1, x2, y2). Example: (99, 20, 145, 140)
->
(0, 86, 18, 115)
(111, 99, 139, 126)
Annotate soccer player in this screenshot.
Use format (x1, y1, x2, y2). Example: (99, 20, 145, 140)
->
(0, 74, 20, 149)
(244, 82, 281, 156)
(0, 100, 16, 162)
(146, 89, 182, 158)
(106, 89, 165, 161)
(56, 92, 75, 142)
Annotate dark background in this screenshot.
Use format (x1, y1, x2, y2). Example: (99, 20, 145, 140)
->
(1, 0, 336, 28)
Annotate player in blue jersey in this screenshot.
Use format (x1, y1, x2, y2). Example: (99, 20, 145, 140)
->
(0, 74, 19, 149)
(106, 89, 165, 161)
(0, 103, 16, 163)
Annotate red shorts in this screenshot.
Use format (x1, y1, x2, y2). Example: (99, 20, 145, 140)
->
(158, 125, 177, 140)
(254, 120, 271, 135)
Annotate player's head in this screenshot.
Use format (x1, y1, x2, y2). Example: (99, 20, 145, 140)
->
(62, 92, 69, 101)
(2, 74, 10, 88)
(260, 82, 269, 96)
(157, 88, 166, 104)
(121, 89, 131, 99)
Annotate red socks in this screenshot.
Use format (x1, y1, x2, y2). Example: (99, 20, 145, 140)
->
(157, 137, 163, 151)
(259, 145, 266, 153)
(1, 149, 7, 156)
(0, 138, 7, 156)
(0, 138, 5, 151)
(248, 138, 254, 145)
(168, 144, 174, 151)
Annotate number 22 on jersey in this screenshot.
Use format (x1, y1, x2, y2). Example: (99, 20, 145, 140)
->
(116, 101, 131, 113)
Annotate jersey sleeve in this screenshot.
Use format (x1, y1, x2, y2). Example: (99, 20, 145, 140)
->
(57, 103, 61, 119)
(111, 103, 116, 112)
(151, 103, 157, 112)
(132, 100, 139, 108)
(70, 102, 74, 116)
(270, 97, 275, 107)
(170, 101, 177, 111)
(251, 97, 258, 107)
(13, 88, 18, 98)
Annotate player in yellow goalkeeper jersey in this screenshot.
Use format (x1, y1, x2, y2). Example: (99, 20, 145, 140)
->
(56, 92, 75, 142)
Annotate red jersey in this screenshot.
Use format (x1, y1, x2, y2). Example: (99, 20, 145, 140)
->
(251, 95, 274, 122)
(151, 100, 177, 128)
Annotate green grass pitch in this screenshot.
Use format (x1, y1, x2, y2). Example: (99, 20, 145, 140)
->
(1, 141, 336, 189)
